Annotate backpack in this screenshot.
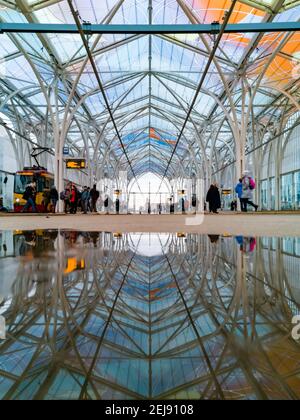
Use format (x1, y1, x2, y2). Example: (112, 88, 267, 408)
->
(249, 178, 256, 190)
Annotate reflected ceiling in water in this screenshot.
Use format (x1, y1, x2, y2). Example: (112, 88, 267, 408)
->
(0, 231, 300, 400)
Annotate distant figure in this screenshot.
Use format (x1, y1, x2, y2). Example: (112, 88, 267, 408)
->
(60, 188, 71, 213)
(0, 197, 8, 213)
(70, 185, 78, 214)
(22, 183, 37, 213)
(170, 202, 175, 214)
(231, 199, 238, 212)
(241, 174, 259, 212)
(116, 198, 120, 215)
(50, 186, 59, 214)
(104, 196, 109, 214)
(181, 197, 185, 214)
(192, 194, 197, 209)
(90, 184, 100, 213)
(81, 187, 90, 214)
(206, 184, 221, 214)
(235, 178, 244, 211)
(87, 187, 92, 212)
(43, 189, 51, 212)
(158, 203, 162, 215)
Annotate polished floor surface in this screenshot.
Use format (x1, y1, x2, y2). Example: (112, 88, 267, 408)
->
(1, 213, 300, 236)
(0, 230, 299, 400)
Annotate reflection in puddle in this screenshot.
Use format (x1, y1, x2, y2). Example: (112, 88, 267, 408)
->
(0, 230, 300, 400)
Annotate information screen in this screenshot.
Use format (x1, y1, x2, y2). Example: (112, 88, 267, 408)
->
(66, 159, 86, 169)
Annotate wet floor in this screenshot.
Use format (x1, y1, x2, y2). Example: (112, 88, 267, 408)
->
(0, 230, 299, 400)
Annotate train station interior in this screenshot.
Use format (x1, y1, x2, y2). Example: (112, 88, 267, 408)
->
(0, 0, 300, 401)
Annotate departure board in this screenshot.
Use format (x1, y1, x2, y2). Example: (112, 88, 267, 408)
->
(66, 159, 86, 169)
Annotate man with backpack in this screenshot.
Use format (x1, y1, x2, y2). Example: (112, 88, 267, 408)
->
(22, 183, 37, 213)
(81, 186, 90, 214)
(240, 173, 259, 213)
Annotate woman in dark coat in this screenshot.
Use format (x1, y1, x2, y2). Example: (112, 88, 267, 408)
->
(206, 184, 221, 214)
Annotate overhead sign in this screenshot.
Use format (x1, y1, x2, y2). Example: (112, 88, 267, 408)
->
(66, 159, 86, 169)
(63, 146, 70, 156)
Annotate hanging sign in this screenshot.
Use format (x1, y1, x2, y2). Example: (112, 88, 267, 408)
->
(66, 158, 86, 169)
(222, 189, 232, 196)
(63, 146, 70, 156)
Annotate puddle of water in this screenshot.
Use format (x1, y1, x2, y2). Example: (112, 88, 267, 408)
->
(0, 230, 300, 400)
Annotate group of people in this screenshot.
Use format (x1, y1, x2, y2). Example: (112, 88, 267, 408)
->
(235, 175, 259, 212)
(206, 173, 259, 214)
(60, 184, 100, 214)
(21, 182, 59, 213)
(20, 174, 258, 215)
(20, 183, 101, 214)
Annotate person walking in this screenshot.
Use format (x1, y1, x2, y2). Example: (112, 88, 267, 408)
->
(104, 195, 109, 214)
(181, 197, 186, 214)
(90, 184, 100, 213)
(81, 187, 90, 214)
(22, 183, 37, 213)
(235, 178, 245, 212)
(70, 185, 78, 214)
(50, 186, 59, 214)
(116, 198, 120, 215)
(241, 174, 259, 212)
(206, 184, 221, 214)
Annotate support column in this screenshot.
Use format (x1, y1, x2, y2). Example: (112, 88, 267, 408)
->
(55, 138, 65, 214)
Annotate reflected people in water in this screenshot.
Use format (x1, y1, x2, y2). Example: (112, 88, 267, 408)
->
(236, 236, 257, 253)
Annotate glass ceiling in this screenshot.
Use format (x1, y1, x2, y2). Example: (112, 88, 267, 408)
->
(0, 0, 300, 178)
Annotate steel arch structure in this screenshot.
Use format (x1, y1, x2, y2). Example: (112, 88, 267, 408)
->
(0, 0, 300, 205)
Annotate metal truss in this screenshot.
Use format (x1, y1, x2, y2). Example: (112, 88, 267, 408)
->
(0, 0, 300, 202)
(2, 22, 300, 35)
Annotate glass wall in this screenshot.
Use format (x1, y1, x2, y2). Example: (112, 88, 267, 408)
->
(260, 173, 300, 211)
(280, 171, 300, 210)
(259, 178, 276, 210)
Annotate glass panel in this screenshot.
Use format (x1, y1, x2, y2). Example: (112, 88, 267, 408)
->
(270, 177, 276, 210)
(294, 171, 300, 210)
(261, 179, 268, 210)
(281, 174, 293, 210)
